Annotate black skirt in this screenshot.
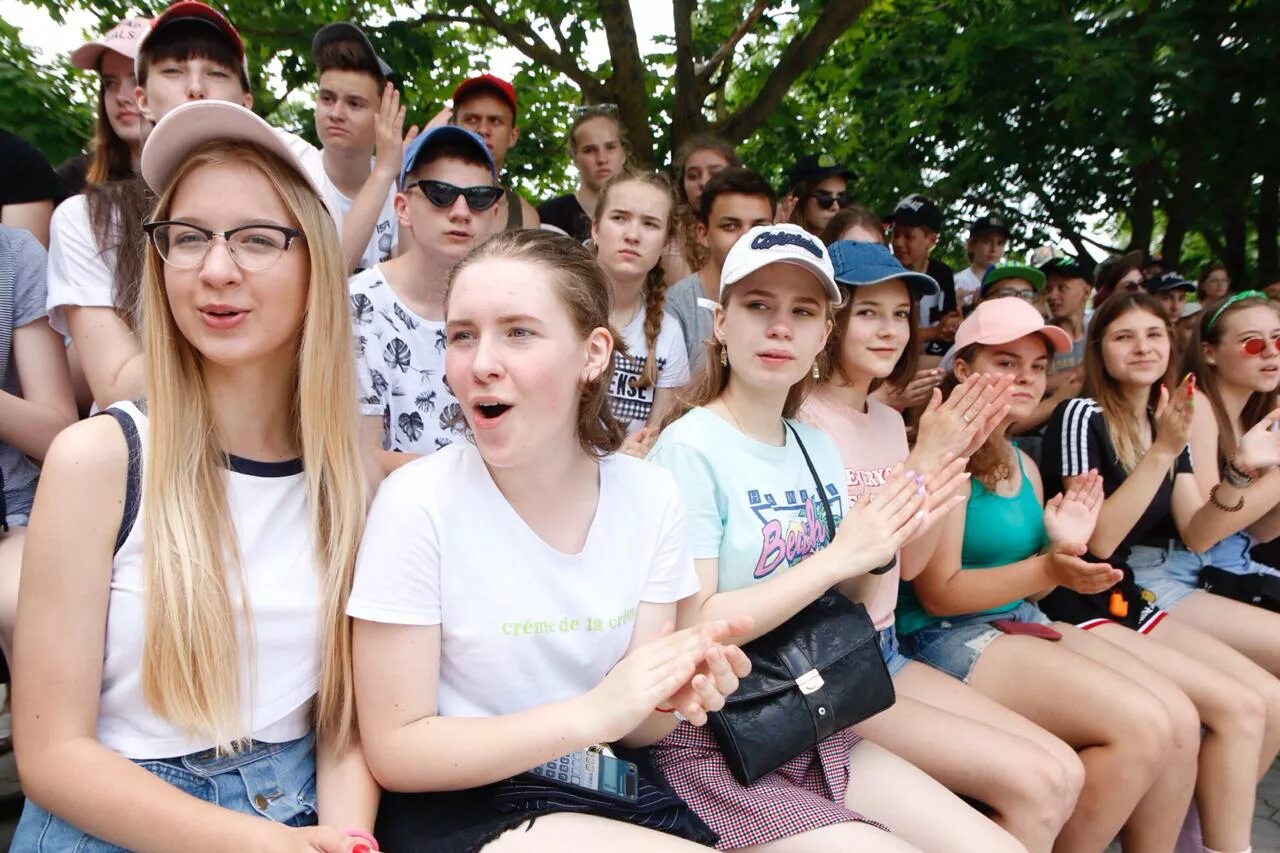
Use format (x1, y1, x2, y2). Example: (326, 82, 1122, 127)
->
(375, 748, 717, 852)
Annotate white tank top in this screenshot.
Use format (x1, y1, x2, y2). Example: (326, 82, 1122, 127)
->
(97, 402, 319, 759)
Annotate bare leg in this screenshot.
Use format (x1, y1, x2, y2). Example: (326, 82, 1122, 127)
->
(857, 661, 1081, 852)
(1081, 623, 1261, 853)
(736, 820, 923, 853)
(965, 633, 1172, 853)
(1172, 588, 1280, 676)
(842, 739, 1024, 853)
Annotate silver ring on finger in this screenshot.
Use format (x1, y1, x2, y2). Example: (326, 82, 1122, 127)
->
(962, 414, 973, 424)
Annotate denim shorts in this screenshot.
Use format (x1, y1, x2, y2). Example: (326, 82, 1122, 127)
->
(11, 733, 318, 851)
(877, 625, 911, 677)
(1130, 533, 1280, 611)
(900, 600, 1052, 683)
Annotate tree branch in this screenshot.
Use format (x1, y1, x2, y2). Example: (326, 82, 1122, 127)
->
(718, 1, 871, 144)
(671, 0, 701, 145)
(462, 0, 606, 99)
(598, 0, 655, 165)
(695, 0, 769, 88)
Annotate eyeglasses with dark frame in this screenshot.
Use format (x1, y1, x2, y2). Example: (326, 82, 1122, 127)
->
(405, 179, 504, 212)
(142, 221, 304, 272)
(987, 287, 1038, 302)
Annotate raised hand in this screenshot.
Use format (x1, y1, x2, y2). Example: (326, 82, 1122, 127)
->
(1233, 408, 1280, 473)
(1045, 547, 1123, 595)
(1043, 469, 1104, 549)
(828, 466, 928, 576)
(1153, 374, 1194, 456)
(588, 619, 747, 742)
(372, 83, 412, 179)
(871, 367, 943, 412)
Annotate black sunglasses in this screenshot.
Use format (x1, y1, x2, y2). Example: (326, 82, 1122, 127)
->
(812, 191, 853, 211)
(406, 179, 503, 212)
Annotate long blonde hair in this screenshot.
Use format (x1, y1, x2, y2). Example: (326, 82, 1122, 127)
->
(139, 141, 367, 752)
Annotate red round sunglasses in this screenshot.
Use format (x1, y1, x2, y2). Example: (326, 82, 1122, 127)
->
(1239, 337, 1280, 356)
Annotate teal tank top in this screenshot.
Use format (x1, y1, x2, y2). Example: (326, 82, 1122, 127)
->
(897, 449, 1049, 636)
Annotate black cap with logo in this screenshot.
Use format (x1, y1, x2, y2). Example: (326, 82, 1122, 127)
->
(887, 194, 943, 233)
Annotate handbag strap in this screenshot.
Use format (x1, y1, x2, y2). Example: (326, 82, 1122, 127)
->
(785, 422, 835, 541)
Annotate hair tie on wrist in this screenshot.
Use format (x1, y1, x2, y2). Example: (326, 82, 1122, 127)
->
(343, 829, 379, 850)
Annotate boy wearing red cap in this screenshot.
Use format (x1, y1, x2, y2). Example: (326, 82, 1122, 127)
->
(450, 73, 540, 230)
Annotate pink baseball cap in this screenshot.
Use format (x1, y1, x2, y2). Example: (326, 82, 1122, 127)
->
(140, 100, 325, 203)
(70, 17, 152, 70)
(948, 297, 1073, 366)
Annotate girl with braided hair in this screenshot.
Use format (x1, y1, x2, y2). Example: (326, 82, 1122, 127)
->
(593, 169, 690, 437)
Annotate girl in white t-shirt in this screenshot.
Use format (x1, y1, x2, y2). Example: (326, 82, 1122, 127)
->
(647, 224, 1020, 852)
(592, 169, 690, 439)
(349, 229, 749, 852)
(798, 240, 1092, 852)
(13, 102, 375, 851)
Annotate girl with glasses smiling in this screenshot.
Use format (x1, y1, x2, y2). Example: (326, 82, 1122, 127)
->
(11, 101, 376, 852)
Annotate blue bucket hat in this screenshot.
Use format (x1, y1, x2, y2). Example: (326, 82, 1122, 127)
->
(827, 240, 940, 299)
(400, 125, 497, 187)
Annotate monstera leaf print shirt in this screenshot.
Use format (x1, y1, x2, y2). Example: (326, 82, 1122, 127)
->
(350, 265, 467, 455)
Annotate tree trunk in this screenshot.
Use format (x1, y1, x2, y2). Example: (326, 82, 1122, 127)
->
(598, 0, 656, 167)
(1222, 194, 1250, 286)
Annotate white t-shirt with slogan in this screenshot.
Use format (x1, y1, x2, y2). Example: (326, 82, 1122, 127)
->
(350, 265, 466, 455)
(296, 147, 397, 273)
(347, 444, 700, 718)
(608, 307, 689, 434)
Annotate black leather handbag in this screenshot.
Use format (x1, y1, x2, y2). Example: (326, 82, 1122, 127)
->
(1201, 565, 1280, 613)
(706, 424, 896, 786)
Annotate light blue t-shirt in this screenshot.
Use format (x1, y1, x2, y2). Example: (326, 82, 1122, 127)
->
(648, 407, 846, 593)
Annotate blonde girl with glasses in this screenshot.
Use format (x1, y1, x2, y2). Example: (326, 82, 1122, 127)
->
(11, 101, 376, 853)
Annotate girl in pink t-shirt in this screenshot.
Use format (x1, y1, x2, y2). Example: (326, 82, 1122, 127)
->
(799, 240, 1084, 852)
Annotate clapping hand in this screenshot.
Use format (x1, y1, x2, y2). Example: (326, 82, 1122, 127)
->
(872, 367, 943, 412)
(1043, 469, 1104, 551)
(1233, 408, 1280, 474)
(829, 466, 929, 575)
(1153, 375, 1195, 456)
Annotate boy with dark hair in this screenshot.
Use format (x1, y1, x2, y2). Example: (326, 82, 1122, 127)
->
(351, 127, 501, 473)
(665, 167, 775, 372)
(450, 73, 540, 231)
(308, 22, 412, 274)
(887, 193, 957, 358)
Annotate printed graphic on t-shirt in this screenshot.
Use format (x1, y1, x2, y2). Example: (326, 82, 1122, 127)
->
(608, 351, 668, 427)
(351, 268, 465, 454)
(846, 465, 895, 503)
(747, 482, 844, 580)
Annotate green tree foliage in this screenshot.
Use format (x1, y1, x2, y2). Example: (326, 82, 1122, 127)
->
(11, 0, 1276, 281)
(0, 18, 94, 166)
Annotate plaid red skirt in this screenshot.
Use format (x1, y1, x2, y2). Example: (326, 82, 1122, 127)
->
(649, 721, 890, 850)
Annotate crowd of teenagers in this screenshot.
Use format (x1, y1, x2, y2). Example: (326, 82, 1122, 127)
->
(4, 3, 1280, 852)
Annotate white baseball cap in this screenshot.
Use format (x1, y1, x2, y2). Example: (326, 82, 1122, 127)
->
(720, 224, 839, 302)
(140, 100, 325, 203)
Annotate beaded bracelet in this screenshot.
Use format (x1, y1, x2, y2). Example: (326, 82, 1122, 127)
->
(1224, 457, 1257, 490)
(343, 829, 380, 851)
(1209, 483, 1245, 513)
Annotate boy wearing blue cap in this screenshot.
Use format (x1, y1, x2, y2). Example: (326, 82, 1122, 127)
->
(350, 127, 501, 472)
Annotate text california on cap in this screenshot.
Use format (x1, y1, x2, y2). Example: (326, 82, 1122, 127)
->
(312, 22, 394, 80)
(400, 125, 497, 186)
(720, 224, 839, 302)
(71, 17, 151, 70)
(140, 99, 326, 203)
(827, 240, 939, 299)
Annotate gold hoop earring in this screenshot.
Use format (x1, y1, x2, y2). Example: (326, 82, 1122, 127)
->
(720, 348, 728, 367)
(812, 361, 821, 380)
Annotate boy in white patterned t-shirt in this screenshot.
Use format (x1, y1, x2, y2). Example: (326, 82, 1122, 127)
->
(351, 126, 500, 474)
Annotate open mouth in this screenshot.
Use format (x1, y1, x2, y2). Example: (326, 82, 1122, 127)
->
(474, 402, 513, 426)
